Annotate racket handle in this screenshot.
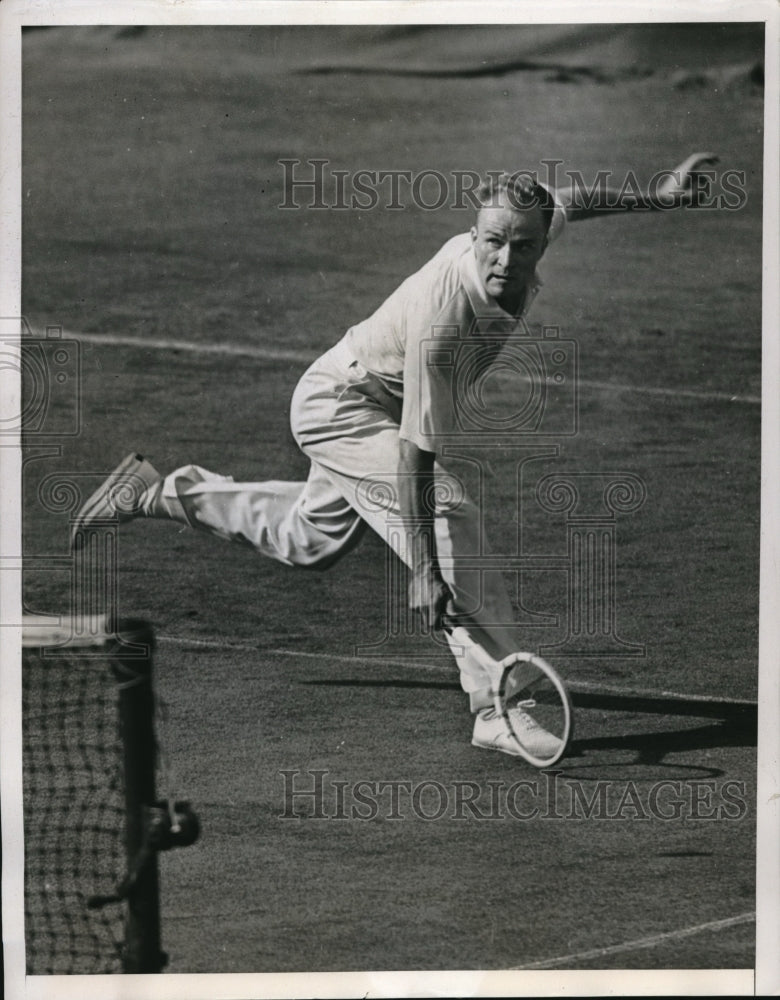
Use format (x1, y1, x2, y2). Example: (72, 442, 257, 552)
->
(440, 622, 502, 673)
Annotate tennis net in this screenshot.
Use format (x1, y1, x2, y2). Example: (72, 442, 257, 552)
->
(22, 614, 164, 974)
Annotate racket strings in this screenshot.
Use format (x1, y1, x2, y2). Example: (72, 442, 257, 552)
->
(507, 705, 557, 735)
(501, 659, 572, 765)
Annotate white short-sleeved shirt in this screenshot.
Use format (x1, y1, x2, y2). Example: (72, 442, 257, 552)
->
(339, 198, 566, 451)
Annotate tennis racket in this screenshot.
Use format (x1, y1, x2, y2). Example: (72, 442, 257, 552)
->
(444, 624, 574, 767)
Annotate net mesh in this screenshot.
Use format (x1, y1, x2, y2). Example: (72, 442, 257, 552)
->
(23, 635, 127, 974)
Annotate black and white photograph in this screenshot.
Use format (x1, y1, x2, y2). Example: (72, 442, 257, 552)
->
(1, 1, 778, 996)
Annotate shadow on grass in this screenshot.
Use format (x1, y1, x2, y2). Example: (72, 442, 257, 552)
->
(564, 689, 757, 769)
(302, 677, 758, 767)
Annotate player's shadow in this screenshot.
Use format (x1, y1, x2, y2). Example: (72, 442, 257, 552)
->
(562, 691, 756, 777)
(302, 678, 757, 764)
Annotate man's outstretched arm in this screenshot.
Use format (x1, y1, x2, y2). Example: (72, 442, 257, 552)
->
(557, 151, 719, 221)
(397, 437, 452, 630)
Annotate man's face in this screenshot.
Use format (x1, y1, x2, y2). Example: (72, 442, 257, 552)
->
(470, 201, 549, 314)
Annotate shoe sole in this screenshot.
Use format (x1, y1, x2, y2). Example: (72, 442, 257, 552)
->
(472, 734, 563, 760)
(471, 737, 524, 758)
(71, 452, 150, 551)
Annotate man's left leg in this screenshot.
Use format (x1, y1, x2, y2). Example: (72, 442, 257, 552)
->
(294, 426, 526, 693)
(303, 449, 539, 757)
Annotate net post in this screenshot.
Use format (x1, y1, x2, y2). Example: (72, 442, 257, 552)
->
(112, 620, 166, 974)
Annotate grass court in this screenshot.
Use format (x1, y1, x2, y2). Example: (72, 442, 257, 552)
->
(20, 24, 763, 974)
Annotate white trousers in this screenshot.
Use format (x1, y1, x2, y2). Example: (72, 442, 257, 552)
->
(155, 342, 525, 696)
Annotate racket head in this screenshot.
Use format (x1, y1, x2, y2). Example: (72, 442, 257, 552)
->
(494, 653, 573, 767)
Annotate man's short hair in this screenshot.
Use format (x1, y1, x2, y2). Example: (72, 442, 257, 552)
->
(475, 172, 555, 233)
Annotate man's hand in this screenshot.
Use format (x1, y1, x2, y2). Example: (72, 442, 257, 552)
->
(408, 564, 452, 631)
(562, 150, 720, 221)
(397, 437, 454, 631)
(655, 151, 719, 206)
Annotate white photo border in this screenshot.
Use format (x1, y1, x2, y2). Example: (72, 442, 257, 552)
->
(1, 2, 777, 998)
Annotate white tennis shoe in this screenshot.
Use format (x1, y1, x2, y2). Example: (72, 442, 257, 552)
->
(70, 452, 161, 551)
(472, 706, 563, 760)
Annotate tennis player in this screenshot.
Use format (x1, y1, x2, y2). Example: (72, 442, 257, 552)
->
(72, 153, 716, 758)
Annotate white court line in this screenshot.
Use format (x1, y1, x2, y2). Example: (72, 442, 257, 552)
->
(57, 328, 761, 406)
(574, 376, 760, 405)
(157, 634, 456, 676)
(512, 911, 755, 970)
(156, 634, 756, 706)
(66, 328, 315, 366)
(566, 677, 756, 707)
